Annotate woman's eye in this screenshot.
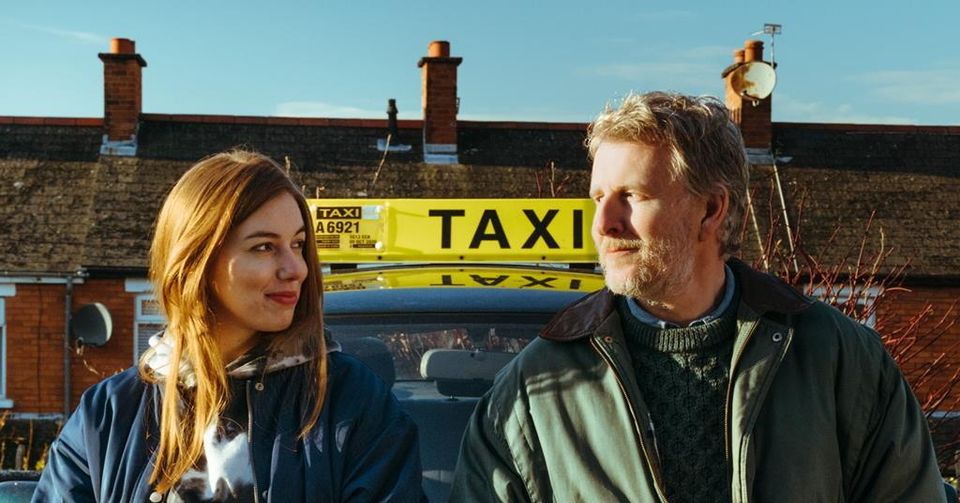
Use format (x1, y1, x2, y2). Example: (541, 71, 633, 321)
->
(291, 239, 306, 250)
(252, 242, 274, 252)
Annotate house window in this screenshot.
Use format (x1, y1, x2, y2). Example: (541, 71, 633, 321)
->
(0, 297, 11, 408)
(810, 286, 880, 328)
(134, 294, 166, 364)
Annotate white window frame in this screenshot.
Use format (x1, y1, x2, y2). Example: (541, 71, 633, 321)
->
(0, 292, 13, 408)
(810, 285, 881, 328)
(133, 294, 166, 364)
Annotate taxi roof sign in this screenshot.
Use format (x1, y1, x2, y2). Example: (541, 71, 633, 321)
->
(307, 199, 598, 263)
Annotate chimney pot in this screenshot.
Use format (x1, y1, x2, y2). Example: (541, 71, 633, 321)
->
(428, 40, 450, 58)
(743, 39, 764, 62)
(110, 38, 136, 55)
(733, 49, 745, 64)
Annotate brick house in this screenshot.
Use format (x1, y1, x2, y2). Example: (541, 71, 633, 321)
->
(1, 38, 958, 455)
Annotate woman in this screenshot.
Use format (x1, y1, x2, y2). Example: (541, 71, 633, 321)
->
(34, 151, 424, 502)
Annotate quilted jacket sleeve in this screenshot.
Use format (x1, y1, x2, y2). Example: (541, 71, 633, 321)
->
(450, 389, 532, 503)
(845, 324, 944, 502)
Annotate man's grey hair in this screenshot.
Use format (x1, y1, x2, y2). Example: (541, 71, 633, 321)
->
(586, 91, 750, 258)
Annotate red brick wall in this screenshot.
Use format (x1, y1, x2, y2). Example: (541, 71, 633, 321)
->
(6, 284, 65, 413)
(70, 280, 137, 400)
(5, 279, 138, 413)
(875, 286, 960, 410)
(4, 279, 958, 415)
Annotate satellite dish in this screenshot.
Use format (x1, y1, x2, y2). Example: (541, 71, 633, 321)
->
(730, 61, 777, 101)
(71, 303, 113, 347)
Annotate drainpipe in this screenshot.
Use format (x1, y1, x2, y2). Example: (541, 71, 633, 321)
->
(63, 275, 73, 418)
(62, 268, 91, 417)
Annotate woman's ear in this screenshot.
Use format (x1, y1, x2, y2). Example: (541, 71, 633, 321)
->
(699, 185, 729, 242)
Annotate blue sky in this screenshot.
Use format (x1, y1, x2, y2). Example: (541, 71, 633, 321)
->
(2, 1, 958, 125)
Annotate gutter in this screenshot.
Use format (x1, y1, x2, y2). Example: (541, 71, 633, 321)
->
(62, 268, 88, 418)
(63, 276, 73, 418)
(0, 271, 88, 285)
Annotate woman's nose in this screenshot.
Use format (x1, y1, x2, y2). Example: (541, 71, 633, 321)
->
(278, 248, 308, 281)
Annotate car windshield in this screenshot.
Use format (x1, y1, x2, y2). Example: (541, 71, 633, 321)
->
(325, 313, 551, 380)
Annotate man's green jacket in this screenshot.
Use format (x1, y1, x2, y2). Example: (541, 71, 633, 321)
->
(451, 261, 943, 502)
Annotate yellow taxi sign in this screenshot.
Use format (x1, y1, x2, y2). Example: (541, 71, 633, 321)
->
(324, 266, 604, 293)
(307, 199, 597, 263)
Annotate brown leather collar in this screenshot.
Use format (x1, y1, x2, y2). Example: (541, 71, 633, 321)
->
(540, 259, 812, 342)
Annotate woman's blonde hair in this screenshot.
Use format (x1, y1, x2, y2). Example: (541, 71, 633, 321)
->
(586, 91, 750, 258)
(139, 150, 326, 493)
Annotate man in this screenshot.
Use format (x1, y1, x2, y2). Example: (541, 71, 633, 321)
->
(451, 92, 943, 502)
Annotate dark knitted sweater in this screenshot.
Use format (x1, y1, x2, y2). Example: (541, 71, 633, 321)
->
(618, 297, 738, 503)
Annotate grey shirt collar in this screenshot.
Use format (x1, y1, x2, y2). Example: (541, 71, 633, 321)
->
(627, 264, 736, 329)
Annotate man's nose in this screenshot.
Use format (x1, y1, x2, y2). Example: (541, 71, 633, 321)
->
(594, 198, 625, 237)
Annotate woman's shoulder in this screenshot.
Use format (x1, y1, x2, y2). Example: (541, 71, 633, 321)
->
(326, 351, 389, 393)
(322, 351, 404, 417)
(75, 367, 149, 416)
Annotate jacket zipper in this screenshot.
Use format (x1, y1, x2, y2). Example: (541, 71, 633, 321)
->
(591, 338, 669, 503)
(246, 381, 262, 503)
(723, 320, 762, 495)
(723, 321, 762, 460)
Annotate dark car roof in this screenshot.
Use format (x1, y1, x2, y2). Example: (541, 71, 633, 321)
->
(323, 286, 592, 315)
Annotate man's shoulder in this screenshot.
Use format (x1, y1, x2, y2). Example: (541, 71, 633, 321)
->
(487, 329, 609, 403)
(794, 299, 877, 338)
(788, 299, 891, 365)
(539, 289, 618, 342)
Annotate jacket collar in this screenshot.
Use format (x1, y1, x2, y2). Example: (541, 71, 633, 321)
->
(540, 258, 812, 342)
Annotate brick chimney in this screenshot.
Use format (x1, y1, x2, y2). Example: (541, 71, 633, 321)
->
(98, 38, 147, 156)
(723, 40, 772, 160)
(417, 41, 462, 164)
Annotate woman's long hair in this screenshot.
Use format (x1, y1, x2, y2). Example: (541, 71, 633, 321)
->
(139, 150, 326, 493)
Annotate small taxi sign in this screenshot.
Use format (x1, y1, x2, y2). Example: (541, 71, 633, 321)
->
(324, 266, 605, 293)
(307, 199, 597, 263)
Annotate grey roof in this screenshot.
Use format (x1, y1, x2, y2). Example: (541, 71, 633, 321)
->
(0, 117, 590, 274)
(769, 123, 960, 279)
(1, 117, 958, 280)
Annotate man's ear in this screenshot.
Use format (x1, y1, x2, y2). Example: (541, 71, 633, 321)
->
(699, 186, 729, 242)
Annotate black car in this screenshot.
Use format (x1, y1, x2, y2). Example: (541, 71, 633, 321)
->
(322, 263, 603, 502)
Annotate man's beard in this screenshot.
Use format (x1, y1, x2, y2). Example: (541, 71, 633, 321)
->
(597, 232, 695, 305)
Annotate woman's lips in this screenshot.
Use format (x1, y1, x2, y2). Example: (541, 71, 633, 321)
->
(266, 292, 299, 306)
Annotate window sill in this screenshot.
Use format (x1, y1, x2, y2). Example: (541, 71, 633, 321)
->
(0, 398, 13, 408)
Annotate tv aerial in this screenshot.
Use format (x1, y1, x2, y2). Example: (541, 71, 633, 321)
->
(753, 23, 782, 66)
